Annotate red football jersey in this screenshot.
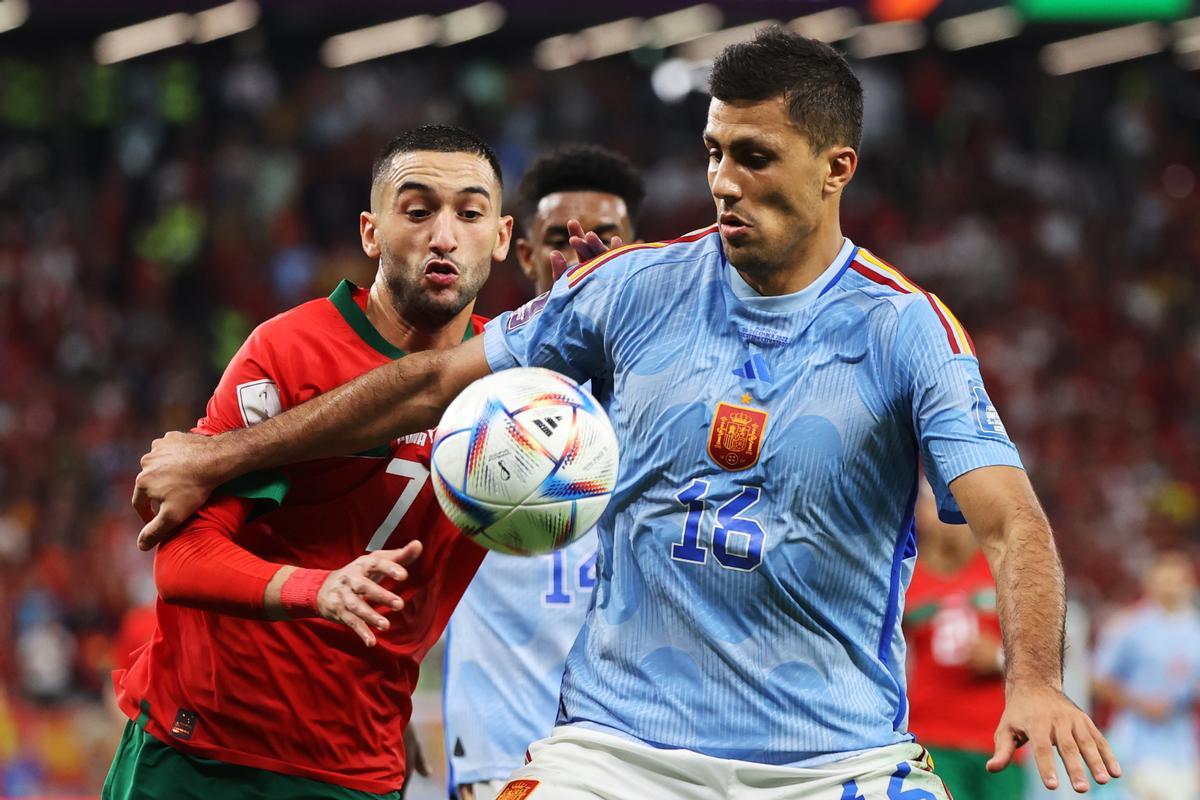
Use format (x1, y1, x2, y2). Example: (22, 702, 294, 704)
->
(904, 550, 1006, 753)
(114, 280, 488, 793)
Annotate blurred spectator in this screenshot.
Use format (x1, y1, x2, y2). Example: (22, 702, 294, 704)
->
(1092, 551, 1200, 800)
(906, 482, 1025, 800)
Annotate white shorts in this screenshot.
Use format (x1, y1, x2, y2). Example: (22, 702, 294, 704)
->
(496, 725, 953, 800)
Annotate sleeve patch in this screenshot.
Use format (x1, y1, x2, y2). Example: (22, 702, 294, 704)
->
(506, 291, 550, 332)
(237, 379, 282, 426)
(969, 381, 1008, 439)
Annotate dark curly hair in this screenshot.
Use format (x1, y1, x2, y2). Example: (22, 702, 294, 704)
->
(515, 144, 645, 231)
(709, 25, 863, 153)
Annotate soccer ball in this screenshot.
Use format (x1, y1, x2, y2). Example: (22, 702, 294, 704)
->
(430, 367, 619, 555)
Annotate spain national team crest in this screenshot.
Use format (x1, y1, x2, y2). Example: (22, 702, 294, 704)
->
(708, 401, 768, 471)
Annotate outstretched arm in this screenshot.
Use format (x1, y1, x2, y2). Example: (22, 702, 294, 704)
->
(135, 335, 491, 549)
(950, 465, 1120, 793)
(157, 495, 423, 647)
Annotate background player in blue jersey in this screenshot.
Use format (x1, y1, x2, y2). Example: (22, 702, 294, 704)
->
(443, 145, 644, 800)
(1092, 551, 1200, 800)
(134, 27, 1120, 799)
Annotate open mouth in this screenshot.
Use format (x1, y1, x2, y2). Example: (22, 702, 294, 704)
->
(424, 259, 460, 287)
(719, 212, 751, 239)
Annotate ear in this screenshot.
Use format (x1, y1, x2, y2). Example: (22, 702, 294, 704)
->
(360, 211, 381, 259)
(824, 146, 858, 196)
(492, 215, 514, 263)
(515, 237, 537, 282)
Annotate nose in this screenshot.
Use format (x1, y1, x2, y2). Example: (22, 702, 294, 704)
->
(709, 158, 742, 206)
(429, 210, 458, 257)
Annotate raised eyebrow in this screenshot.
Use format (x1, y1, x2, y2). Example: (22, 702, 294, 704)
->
(459, 185, 491, 201)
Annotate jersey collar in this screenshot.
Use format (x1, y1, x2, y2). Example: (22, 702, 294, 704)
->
(328, 279, 476, 360)
(725, 238, 858, 314)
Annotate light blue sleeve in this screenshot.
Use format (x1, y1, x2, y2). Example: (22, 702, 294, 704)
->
(895, 297, 1023, 524)
(1092, 617, 1134, 683)
(481, 261, 620, 383)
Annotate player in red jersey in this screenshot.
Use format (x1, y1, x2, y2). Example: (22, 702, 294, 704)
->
(104, 125, 513, 800)
(906, 481, 1027, 799)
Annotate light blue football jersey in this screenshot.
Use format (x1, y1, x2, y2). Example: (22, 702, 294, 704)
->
(481, 227, 1023, 766)
(443, 533, 597, 786)
(1093, 603, 1200, 769)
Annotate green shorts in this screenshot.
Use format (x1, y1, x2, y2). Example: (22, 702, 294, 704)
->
(103, 719, 403, 800)
(926, 746, 1027, 800)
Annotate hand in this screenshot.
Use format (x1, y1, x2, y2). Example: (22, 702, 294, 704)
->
(967, 633, 1004, 676)
(403, 724, 430, 781)
(315, 541, 423, 647)
(548, 218, 623, 281)
(989, 685, 1121, 793)
(133, 431, 225, 551)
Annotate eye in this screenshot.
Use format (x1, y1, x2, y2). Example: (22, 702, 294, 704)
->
(407, 208, 431, 220)
(745, 154, 771, 169)
(707, 148, 721, 163)
(460, 209, 483, 220)
(544, 236, 569, 249)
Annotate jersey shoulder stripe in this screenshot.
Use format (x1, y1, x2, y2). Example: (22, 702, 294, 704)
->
(565, 224, 719, 288)
(849, 249, 975, 356)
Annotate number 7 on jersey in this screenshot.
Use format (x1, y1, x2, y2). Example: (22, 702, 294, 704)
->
(366, 457, 431, 551)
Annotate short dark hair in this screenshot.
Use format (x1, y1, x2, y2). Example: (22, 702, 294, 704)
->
(371, 124, 503, 192)
(709, 25, 863, 152)
(515, 144, 645, 230)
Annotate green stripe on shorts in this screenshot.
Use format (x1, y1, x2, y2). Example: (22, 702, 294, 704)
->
(102, 719, 402, 800)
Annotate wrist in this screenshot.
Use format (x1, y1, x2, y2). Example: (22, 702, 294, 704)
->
(274, 567, 330, 619)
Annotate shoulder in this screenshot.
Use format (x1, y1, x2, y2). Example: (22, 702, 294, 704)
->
(563, 224, 721, 290)
(836, 247, 974, 357)
(239, 294, 343, 361)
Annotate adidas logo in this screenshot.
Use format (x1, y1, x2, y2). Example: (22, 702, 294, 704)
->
(732, 354, 773, 383)
(533, 415, 563, 437)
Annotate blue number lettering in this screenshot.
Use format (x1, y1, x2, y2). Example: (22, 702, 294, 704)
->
(711, 486, 765, 571)
(578, 550, 597, 590)
(840, 780, 866, 800)
(671, 479, 709, 564)
(543, 549, 572, 605)
(887, 762, 937, 800)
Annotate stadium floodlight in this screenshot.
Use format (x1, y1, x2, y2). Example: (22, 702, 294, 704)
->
(320, 15, 440, 68)
(533, 33, 587, 70)
(677, 20, 780, 61)
(790, 7, 861, 43)
(579, 17, 645, 60)
(849, 20, 927, 59)
(192, 1, 259, 44)
(937, 7, 1024, 51)
(1040, 22, 1166, 75)
(439, 2, 506, 47)
(651, 57, 710, 102)
(95, 13, 195, 64)
(0, 0, 29, 35)
(643, 4, 724, 49)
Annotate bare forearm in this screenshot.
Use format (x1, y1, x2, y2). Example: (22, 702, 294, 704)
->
(983, 502, 1066, 692)
(208, 347, 456, 481)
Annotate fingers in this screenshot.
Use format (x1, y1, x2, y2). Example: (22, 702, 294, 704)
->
(549, 250, 569, 281)
(1091, 718, 1121, 778)
(1073, 721, 1111, 786)
(137, 504, 182, 551)
(986, 726, 1016, 773)
(336, 604, 377, 648)
(347, 573, 406, 612)
(132, 483, 154, 524)
(610, 236, 623, 250)
(376, 540, 423, 567)
(1052, 722, 1089, 793)
(1031, 731, 1060, 791)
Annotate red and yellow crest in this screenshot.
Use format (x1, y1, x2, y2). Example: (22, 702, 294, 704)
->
(496, 780, 541, 800)
(707, 401, 768, 471)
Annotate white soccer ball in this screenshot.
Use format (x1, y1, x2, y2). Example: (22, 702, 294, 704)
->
(431, 367, 619, 555)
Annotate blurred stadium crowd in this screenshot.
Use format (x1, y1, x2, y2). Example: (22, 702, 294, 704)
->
(1, 18, 1199, 797)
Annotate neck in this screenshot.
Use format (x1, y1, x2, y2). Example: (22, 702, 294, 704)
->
(736, 219, 845, 297)
(366, 274, 474, 354)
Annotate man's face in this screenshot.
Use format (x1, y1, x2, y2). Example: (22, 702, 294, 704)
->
(1146, 556, 1196, 610)
(704, 96, 841, 280)
(360, 150, 512, 325)
(516, 191, 633, 295)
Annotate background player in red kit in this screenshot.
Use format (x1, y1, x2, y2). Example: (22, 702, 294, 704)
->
(104, 125, 513, 799)
(906, 481, 1027, 799)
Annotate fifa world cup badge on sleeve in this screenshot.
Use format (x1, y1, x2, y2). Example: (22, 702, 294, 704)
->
(708, 401, 768, 470)
(496, 779, 541, 800)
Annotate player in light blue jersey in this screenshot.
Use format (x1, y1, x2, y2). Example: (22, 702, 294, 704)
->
(443, 145, 643, 800)
(1092, 551, 1200, 800)
(135, 26, 1120, 800)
